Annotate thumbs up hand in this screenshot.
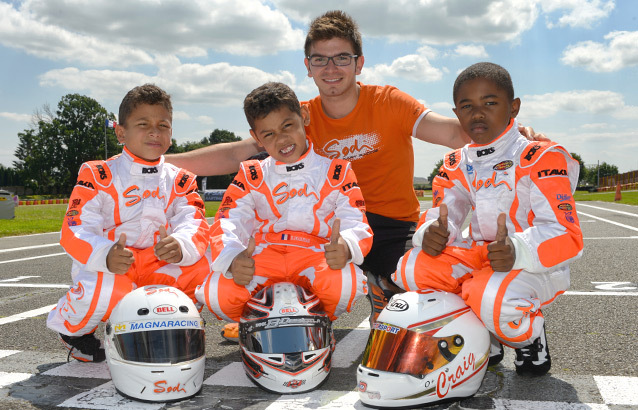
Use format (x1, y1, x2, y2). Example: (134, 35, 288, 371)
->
(154, 225, 183, 263)
(230, 237, 256, 286)
(324, 218, 351, 270)
(487, 213, 516, 271)
(106, 233, 135, 274)
(422, 203, 450, 256)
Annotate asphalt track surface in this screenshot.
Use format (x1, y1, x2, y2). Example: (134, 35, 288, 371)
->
(0, 201, 636, 409)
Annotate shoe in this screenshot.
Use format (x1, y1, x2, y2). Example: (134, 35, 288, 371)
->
(488, 334, 504, 366)
(58, 332, 105, 363)
(514, 325, 551, 376)
(221, 322, 239, 343)
(367, 272, 403, 325)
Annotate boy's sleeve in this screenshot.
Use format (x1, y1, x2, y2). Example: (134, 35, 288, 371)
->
(60, 163, 115, 273)
(166, 169, 210, 267)
(412, 150, 471, 248)
(332, 162, 373, 265)
(510, 149, 583, 272)
(210, 164, 257, 275)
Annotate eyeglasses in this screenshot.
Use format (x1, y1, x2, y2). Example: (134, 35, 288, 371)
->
(307, 54, 358, 67)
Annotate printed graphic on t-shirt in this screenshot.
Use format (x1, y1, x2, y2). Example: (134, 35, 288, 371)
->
(317, 133, 381, 161)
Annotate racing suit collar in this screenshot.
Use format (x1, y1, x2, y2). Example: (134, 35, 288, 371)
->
(467, 119, 519, 162)
(273, 138, 313, 174)
(122, 147, 164, 175)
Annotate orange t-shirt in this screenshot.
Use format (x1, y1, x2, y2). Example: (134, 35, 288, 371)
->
(303, 83, 428, 222)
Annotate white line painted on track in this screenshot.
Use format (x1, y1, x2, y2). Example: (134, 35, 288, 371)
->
(584, 236, 638, 239)
(492, 399, 608, 409)
(564, 291, 638, 296)
(576, 211, 638, 232)
(333, 318, 370, 368)
(0, 276, 39, 282)
(0, 243, 61, 253)
(43, 361, 111, 379)
(578, 203, 638, 218)
(0, 252, 66, 264)
(203, 362, 253, 387)
(0, 350, 20, 359)
(59, 381, 162, 409)
(0, 371, 31, 388)
(265, 390, 364, 409)
(0, 231, 59, 239)
(595, 375, 638, 405)
(0, 304, 56, 326)
(0, 283, 70, 288)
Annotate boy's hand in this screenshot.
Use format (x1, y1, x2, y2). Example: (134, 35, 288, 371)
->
(154, 225, 183, 263)
(519, 125, 549, 142)
(422, 203, 450, 256)
(325, 218, 351, 270)
(106, 234, 135, 274)
(230, 237, 256, 286)
(487, 213, 516, 271)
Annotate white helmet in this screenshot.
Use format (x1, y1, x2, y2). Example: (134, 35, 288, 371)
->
(357, 289, 490, 407)
(105, 285, 206, 402)
(239, 282, 335, 394)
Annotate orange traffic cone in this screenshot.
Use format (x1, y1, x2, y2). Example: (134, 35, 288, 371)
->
(614, 183, 622, 201)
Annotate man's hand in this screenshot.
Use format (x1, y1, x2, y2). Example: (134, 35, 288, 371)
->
(519, 125, 549, 142)
(230, 237, 256, 286)
(324, 219, 351, 270)
(487, 213, 516, 272)
(422, 203, 450, 256)
(106, 234, 135, 274)
(154, 225, 183, 263)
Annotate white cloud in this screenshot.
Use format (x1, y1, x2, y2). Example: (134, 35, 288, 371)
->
(275, 0, 539, 45)
(518, 90, 635, 120)
(21, 0, 304, 56)
(0, 112, 31, 123)
(561, 31, 638, 72)
(453, 45, 488, 58)
(360, 48, 444, 84)
(38, 61, 297, 109)
(541, 0, 615, 28)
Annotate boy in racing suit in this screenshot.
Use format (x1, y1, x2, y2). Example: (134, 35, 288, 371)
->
(47, 84, 210, 362)
(392, 63, 583, 376)
(196, 82, 372, 325)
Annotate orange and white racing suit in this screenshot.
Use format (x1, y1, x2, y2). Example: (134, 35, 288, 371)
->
(195, 140, 373, 322)
(392, 120, 583, 347)
(47, 147, 210, 337)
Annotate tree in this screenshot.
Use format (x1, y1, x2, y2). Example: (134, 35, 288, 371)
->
(584, 161, 619, 186)
(569, 152, 587, 185)
(201, 129, 243, 189)
(13, 95, 117, 194)
(428, 159, 444, 184)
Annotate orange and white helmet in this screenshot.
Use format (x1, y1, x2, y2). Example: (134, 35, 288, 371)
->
(239, 282, 335, 393)
(357, 289, 490, 407)
(105, 286, 206, 402)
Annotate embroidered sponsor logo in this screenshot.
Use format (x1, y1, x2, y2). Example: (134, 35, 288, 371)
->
(66, 210, 79, 217)
(76, 180, 95, 189)
(272, 182, 319, 205)
(472, 171, 512, 191)
(557, 203, 573, 211)
(142, 167, 158, 174)
(524, 144, 541, 161)
(248, 165, 259, 180)
(322, 134, 378, 161)
(565, 211, 575, 223)
(123, 185, 165, 207)
(386, 299, 409, 312)
(477, 147, 495, 157)
(437, 171, 449, 180)
(70, 199, 81, 208)
(448, 152, 457, 166)
(177, 173, 190, 188)
(557, 194, 572, 201)
(493, 160, 513, 171)
(286, 163, 304, 172)
(232, 179, 245, 190)
(466, 164, 474, 174)
(96, 164, 108, 180)
(332, 164, 342, 180)
(153, 304, 177, 315)
(538, 169, 567, 178)
(342, 181, 358, 192)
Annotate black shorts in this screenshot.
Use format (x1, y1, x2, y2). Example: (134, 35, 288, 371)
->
(358, 212, 416, 280)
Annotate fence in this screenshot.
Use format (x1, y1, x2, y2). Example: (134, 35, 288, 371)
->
(598, 170, 638, 192)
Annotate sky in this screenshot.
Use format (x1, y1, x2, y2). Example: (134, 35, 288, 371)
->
(1, 0, 637, 179)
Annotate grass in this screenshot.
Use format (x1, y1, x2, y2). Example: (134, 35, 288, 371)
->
(0, 201, 221, 238)
(1, 191, 636, 238)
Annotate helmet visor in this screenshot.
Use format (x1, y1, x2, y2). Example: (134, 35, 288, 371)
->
(241, 316, 331, 354)
(360, 322, 464, 377)
(113, 328, 205, 364)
